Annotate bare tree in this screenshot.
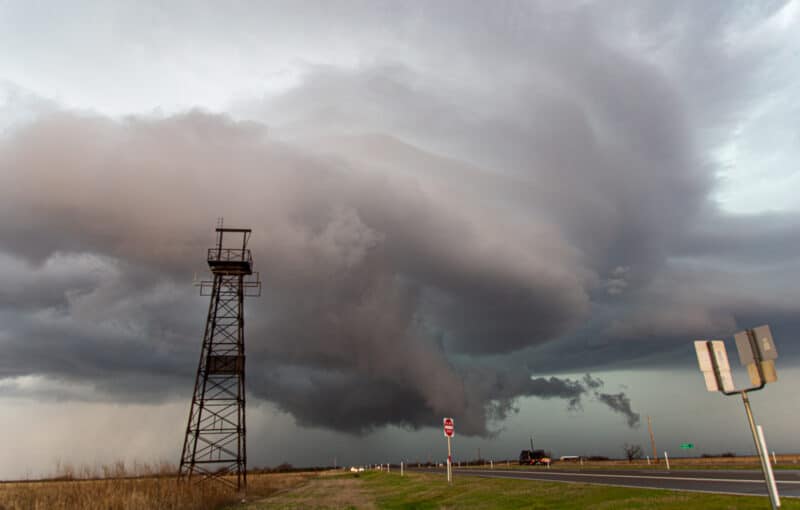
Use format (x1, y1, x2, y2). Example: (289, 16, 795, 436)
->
(623, 443, 643, 462)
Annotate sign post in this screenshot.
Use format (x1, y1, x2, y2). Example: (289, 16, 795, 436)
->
(443, 417, 454, 483)
(758, 425, 780, 506)
(694, 325, 781, 510)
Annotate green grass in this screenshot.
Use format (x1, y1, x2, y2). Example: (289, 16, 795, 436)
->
(360, 471, 799, 510)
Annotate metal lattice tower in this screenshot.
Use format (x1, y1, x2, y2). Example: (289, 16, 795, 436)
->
(179, 224, 261, 491)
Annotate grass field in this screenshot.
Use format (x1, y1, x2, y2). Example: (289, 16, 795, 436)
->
(3, 464, 798, 509)
(0, 471, 311, 510)
(241, 470, 800, 509)
(362, 471, 797, 510)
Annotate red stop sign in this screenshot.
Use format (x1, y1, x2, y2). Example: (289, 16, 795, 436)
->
(443, 417, 455, 437)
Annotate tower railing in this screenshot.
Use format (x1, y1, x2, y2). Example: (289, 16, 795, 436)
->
(207, 248, 253, 267)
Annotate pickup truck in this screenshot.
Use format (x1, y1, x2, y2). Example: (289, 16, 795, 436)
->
(519, 449, 551, 466)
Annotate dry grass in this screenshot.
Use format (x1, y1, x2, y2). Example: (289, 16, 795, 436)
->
(578, 453, 800, 469)
(0, 463, 314, 510)
(241, 472, 375, 510)
(670, 453, 800, 466)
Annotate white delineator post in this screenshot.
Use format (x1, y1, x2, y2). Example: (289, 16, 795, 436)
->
(664, 451, 670, 470)
(401, 461, 404, 477)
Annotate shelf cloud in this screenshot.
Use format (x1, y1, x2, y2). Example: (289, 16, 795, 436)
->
(1, 1, 798, 437)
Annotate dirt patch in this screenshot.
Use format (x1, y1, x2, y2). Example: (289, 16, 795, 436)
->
(246, 474, 375, 510)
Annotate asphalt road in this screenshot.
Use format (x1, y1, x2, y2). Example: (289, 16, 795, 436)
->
(416, 467, 800, 498)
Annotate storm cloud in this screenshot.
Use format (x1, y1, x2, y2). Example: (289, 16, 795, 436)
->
(0, 110, 600, 434)
(1, 1, 799, 438)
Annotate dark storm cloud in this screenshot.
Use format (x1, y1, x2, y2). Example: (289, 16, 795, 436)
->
(594, 392, 640, 428)
(252, 48, 709, 291)
(0, 110, 597, 434)
(1, 1, 798, 436)
(255, 365, 636, 435)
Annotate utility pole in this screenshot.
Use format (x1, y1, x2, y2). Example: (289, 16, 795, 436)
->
(647, 416, 658, 464)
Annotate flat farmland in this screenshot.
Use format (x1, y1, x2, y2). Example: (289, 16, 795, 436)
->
(4, 465, 799, 509)
(0, 471, 311, 510)
(236, 470, 800, 509)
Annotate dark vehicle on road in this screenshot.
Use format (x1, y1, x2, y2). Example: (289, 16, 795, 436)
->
(519, 449, 551, 466)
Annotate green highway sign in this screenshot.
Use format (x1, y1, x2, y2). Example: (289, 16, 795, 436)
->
(680, 443, 694, 449)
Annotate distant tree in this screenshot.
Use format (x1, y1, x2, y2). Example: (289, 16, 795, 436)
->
(623, 443, 643, 462)
(275, 462, 294, 472)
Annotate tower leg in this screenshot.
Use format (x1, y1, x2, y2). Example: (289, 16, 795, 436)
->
(179, 274, 248, 491)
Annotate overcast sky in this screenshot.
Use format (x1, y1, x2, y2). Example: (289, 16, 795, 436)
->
(1, 0, 799, 479)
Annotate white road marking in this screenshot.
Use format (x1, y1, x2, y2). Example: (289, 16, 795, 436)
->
(468, 473, 795, 498)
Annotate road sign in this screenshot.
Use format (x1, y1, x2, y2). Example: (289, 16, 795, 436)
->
(443, 417, 455, 438)
(754, 325, 778, 360)
(710, 340, 734, 392)
(695, 340, 718, 392)
(680, 443, 694, 449)
(691, 325, 782, 510)
(442, 418, 454, 484)
(735, 326, 779, 386)
(736, 325, 778, 365)
(735, 331, 756, 365)
(694, 340, 734, 392)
